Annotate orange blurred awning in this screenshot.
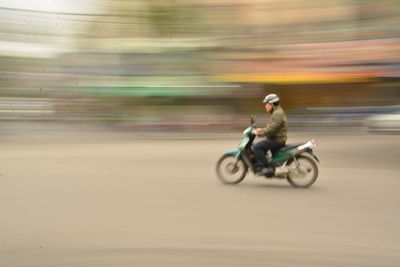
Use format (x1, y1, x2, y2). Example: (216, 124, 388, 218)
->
(214, 71, 388, 84)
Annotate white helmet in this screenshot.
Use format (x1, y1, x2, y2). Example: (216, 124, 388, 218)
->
(263, 93, 279, 104)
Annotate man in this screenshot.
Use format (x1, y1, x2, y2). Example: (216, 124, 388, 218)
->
(252, 93, 288, 176)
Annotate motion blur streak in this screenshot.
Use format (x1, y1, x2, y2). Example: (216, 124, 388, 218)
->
(0, 0, 399, 130)
(0, 1, 399, 266)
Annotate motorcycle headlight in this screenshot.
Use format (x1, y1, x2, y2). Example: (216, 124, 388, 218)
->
(243, 127, 251, 135)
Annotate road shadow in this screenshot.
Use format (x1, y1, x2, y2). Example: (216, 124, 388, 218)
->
(223, 178, 322, 191)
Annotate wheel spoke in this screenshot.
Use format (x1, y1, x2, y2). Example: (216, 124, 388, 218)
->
(287, 156, 318, 188)
(216, 155, 247, 184)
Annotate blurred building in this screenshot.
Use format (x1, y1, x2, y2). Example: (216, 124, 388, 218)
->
(0, 0, 399, 130)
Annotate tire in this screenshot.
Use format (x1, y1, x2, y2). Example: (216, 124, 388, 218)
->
(216, 155, 248, 184)
(287, 155, 318, 188)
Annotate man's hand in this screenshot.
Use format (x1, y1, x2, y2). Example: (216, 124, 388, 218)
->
(252, 128, 261, 135)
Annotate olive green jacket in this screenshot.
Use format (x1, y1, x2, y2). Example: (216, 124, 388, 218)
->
(258, 106, 288, 144)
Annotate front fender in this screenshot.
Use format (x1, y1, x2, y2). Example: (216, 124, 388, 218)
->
(223, 149, 241, 158)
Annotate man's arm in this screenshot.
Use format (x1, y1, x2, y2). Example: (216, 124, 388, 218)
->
(258, 112, 283, 137)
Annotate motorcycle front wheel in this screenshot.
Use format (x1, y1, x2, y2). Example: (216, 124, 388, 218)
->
(287, 155, 318, 188)
(216, 155, 248, 184)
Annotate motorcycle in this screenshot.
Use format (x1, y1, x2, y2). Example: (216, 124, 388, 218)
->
(216, 116, 320, 188)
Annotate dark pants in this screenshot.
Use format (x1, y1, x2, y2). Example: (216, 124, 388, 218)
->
(253, 139, 285, 167)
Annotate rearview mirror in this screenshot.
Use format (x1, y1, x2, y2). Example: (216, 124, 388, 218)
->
(250, 115, 256, 126)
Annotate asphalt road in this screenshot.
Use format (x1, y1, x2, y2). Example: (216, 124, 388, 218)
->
(0, 129, 399, 266)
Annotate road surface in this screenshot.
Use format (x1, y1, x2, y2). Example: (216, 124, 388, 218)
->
(0, 128, 399, 266)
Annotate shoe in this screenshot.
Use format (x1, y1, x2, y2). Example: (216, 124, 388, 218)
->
(257, 167, 274, 177)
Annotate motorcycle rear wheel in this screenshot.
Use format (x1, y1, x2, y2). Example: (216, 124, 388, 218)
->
(216, 155, 248, 184)
(287, 155, 318, 188)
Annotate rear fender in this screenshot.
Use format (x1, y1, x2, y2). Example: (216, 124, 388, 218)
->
(305, 148, 320, 163)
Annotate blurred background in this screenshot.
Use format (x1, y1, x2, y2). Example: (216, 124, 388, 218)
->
(1, 2, 400, 267)
(0, 0, 399, 132)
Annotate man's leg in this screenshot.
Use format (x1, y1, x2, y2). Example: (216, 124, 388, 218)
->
(253, 139, 284, 176)
(253, 139, 270, 168)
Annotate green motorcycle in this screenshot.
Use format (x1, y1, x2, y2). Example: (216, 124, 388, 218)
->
(216, 117, 320, 188)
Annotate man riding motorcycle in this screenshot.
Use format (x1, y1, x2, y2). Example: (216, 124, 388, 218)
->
(252, 93, 288, 176)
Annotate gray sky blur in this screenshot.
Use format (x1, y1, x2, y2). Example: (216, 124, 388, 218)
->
(0, 0, 101, 13)
(0, 0, 103, 57)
